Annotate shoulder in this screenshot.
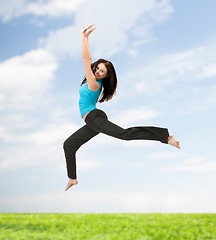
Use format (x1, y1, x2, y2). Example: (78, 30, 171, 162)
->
(87, 81, 100, 91)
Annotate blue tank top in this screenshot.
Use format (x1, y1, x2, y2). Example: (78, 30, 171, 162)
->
(79, 79, 102, 118)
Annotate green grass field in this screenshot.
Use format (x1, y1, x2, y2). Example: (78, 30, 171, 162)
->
(0, 213, 216, 240)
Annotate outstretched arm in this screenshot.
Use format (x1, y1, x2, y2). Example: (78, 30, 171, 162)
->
(81, 24, 99, 91)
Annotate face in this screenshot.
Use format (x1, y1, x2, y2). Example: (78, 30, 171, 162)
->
(94, 63, 108, 79)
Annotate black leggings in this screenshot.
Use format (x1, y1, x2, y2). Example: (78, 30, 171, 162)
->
(63, 109, 169, 179)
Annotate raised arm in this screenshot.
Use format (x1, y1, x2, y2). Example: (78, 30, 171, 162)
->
(81, 24, 100, 91)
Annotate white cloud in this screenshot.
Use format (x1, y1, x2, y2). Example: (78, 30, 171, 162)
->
(0, 0, 25, 22)
(112, 107, 160, 125)
(40, 0, 173, 58)
(0, 107, 82, 144)
(40, 25, 81, 58)
(149, 152, 216, 173)
(0, 0, 86, 22)
(26, 0, 86, 18)
(15, 123, 79, 145)
(161, 160, 216, 172)
(1, 190, 216, 213)
(0, 144, 55, 171)
(0, 142, 102, 172)
(0, 48, 58, 110)
(121, 41, 216, 97)
(77, 159, 102, 171)
(154, 153, 216, 173)
(150, 151, 187, 159)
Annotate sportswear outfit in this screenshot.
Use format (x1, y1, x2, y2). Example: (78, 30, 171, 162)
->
(63, 79, 169, 179)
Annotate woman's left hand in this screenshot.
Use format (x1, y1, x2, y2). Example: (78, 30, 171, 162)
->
(81, 24, 96, 38)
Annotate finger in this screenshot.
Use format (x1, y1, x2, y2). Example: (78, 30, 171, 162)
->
(82, 25, 91, 32)
(81, 27, 88, 33)
(87, 24, 95, 29)
(85, 24, 95, 31)
(89, 27, 96, 34)
(81, 24, 95, 34)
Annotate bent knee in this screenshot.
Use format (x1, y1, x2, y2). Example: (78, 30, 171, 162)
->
(63, 138, 81, 151)
(63, 140, 68, 150)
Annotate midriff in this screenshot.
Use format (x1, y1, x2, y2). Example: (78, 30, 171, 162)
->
(82, 111, 91, 121)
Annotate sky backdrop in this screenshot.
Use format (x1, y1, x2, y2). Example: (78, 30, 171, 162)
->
(0, 0, 216, 213)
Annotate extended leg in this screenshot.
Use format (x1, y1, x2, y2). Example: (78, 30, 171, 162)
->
(85, 110, 169, 144)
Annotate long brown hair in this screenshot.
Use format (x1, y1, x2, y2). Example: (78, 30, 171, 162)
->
(80, 59, 117, 103)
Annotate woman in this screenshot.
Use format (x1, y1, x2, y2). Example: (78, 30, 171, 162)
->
(63, 24, 180, 191)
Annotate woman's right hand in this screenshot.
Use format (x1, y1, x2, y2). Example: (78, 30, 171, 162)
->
(81, 24, 96, 38)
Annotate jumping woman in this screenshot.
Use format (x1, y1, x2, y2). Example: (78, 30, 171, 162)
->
(63, 24, 180, 191)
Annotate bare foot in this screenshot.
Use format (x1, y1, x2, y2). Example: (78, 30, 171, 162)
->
(168, 136, 180, 149)
(65, 178, 78, 191)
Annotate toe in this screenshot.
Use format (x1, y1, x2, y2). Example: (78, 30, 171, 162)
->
(65, 184, 73, 191)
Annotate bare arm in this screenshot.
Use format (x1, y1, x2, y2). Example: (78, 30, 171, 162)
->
(81, 25, 99, 91)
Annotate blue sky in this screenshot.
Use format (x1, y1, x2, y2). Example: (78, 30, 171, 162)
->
(0, 0, 216, 213)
